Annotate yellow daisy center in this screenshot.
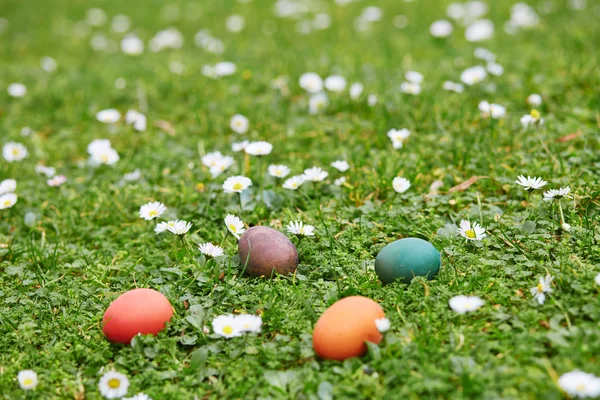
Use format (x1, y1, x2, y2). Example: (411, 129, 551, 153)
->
(12, 148, 20, 156)
(576, 383, 586, 392)
(23, 378, 33, 386)
(537, 283, 544, 293)
(233, 182, 243, 191)
(222, 325, 233, 335)
(530, 109, 540, 119)
(229, 224, 237, 232)
(108, 378, 121, 389)
(465, 229, 476, 238)
(149, 210, 158, 216)
(100, 154, 109, 163)
(4, 200, 10, 207)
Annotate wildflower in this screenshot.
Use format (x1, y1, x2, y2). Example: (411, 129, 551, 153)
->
(198, 243, 225, 258)
(387, 128, 411, 149)
(405, 71, 423, 84)
(124, 394, 152, 400)
(430, 20, 453, 37)
(111, 15, 130, 33)
(230, 114, 249, 134)
(543, 187, 571, 202)
(331, 160, 349, 172)
(3, 142, 28, 162)
(530, 274, 553, 304)
(460, 65, 487, 85)
(594, 273, 600, 286)
(392, 177, 411, 193)
(47, 175, 67, 187)
(226, 15, 245, 32)
(400, 81, 421, 95)
(449, 295, 484, 314)
(0, 179, 16, 195)
(374, 317, 391, 333)
(515, 175, 548, 191)
(334, 177, 347, 186)
(201, 151, 226, 168)
(8, 83, 27, 97)
(465, 19, 494, 42)
(139, 201, 167, 220)
(286, 221, 315, 237)
(236, 314, 262, 333)
(282, 175, 306, 190)
(521, 109, 544, 127)
(125, 110, 146, 132)
(308, 93, 328, 114)
(96, 109, 121, 124)
(123, 169, 141, 181)
(120, 35, 144, 55)
(214, 62, 236, 77)
(224, 214, 245, 239)
(17, 370, 38, 390)
(91, 147, 119, 166)
(223, 176, 252, 193)
(349, 82, 364, 99)
(232, 140, 250, 152)
(299, 72, 323, 93)
(268, 164, 291, 178)
(303, 167, 328, 182)
(324, 75, 347, 92)
(442, 81, 464, 93)
(209, 155, 234, 178)
(245, 141, 273, 156)
(457, 220, 487, 241)
(367, 94, 378, 106)
(561, 223, 571, 232)
(35, 165, 56, 177)
(167, 220, 192, 236)
(526, 94, 542, 107)
(155, 221, 176, 234)
(478, 101, 506, 119)
(0, 193, 18, 210)
(98, 371, 129, 399)
(486, 62, 504, 76)
(558, 371, 600, 398)
(212, 315, 242, 338)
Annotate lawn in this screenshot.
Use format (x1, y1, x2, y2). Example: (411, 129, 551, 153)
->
(1, 0, 600, 398)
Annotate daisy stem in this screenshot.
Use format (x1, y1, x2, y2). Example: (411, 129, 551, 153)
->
(238, 193, 244, 214)
(182, 258, 210, 293)
(557, 200, 566, 226)
(476, 192, 483, 226)
(220, 231, 229, 248)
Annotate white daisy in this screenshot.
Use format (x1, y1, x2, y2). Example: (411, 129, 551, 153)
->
(400, 81, 421, 95)
(125, 110, 146, 132)
(232, 140, 250, 152)
(594, 273, 600, 286)
(121, 35, 144, 55)
(299, 72, 323, 93)
(3, 142, 28, 162)
(201, 151, 225, 168)
(387, 128, 411, 149)
(392, 177, 411, 193)
(486, 62, 504, 76)
(443, 81, 464, 93)
(286, 220, 315, 237)
(465, 19, 494, 42)
(223, 176, 252, 193)
(214, 62, 236, 77)
(98, 371, 129, 399)
(374, 317, 391, 333)
(230, 114, 249, 134)
(47, 175, 67, 187)
(558, 371, 600, 398)
(530, 274, 553, 305)
(212, 314, 243, 338)
(543, 187, 572, 202)
(478, 101, 506, 119)
(245, 141, 273, 156)
(520, 109, 544, 127)
(268, 164, 291, 178)
(282, 175, 306, 190)
(308, 92, 328, 114)
(562, 223, 572, 232)
(91, 147, 120, 166)
(334, 176, 347, 186)
(155, 220, 177, 234)
(17, 370, 38, 390)
(0, 193, 18, 210)
(460, 65, 487, 85)
(167, 220, 192, 236)
(96, 109, 121, 124)
(303, 167, 328, 182)
(87, 139, 113, 155)
(0, 179, 16, 195)
(331, 160, 349, 172)
(224, 214, 245, 239)
(123, 169, 141, 181)
(430, 20, 453, 37)
(449, 295, 485, 314)
(526, 94, 542, 107)
(457, 220, 487, 241)
(8, 83, 27, 98)
(139, 201, 167, 220)
(124, 393, 152, 400)
(324, 75, 347, 92)
(515, 175, 548, 191)
(35, 164, 56, 177)
(236, 314, 262, 333)
(349, 82, 364, 99)
(405, 71, 423, 84)
(367, 94, 378, 106)
(209, 156, 234, 178)
(198, 243, 225, 258)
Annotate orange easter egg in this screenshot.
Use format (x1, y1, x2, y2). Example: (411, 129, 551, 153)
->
(102, 288, 173, 344)
(312, 296, 385, 361)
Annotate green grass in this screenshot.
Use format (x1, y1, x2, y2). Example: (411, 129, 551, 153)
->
(1, 0, 600, 398)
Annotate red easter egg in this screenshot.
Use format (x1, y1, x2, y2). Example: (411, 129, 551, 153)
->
(102, 288, 173, 344)
(313, 296, 385, 361)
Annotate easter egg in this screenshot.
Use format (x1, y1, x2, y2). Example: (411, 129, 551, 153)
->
(102, 288, 173, 344)
(375, 238, 441, 285)
(312, 296, 385, 361)
(238, 226, 299, 277)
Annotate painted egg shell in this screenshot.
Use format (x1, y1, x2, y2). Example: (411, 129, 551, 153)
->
(375, 238, 441, 285)
(102, 288, 173, 344)
(238, 226, 299, 277)
(312, 296, 385, 361)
